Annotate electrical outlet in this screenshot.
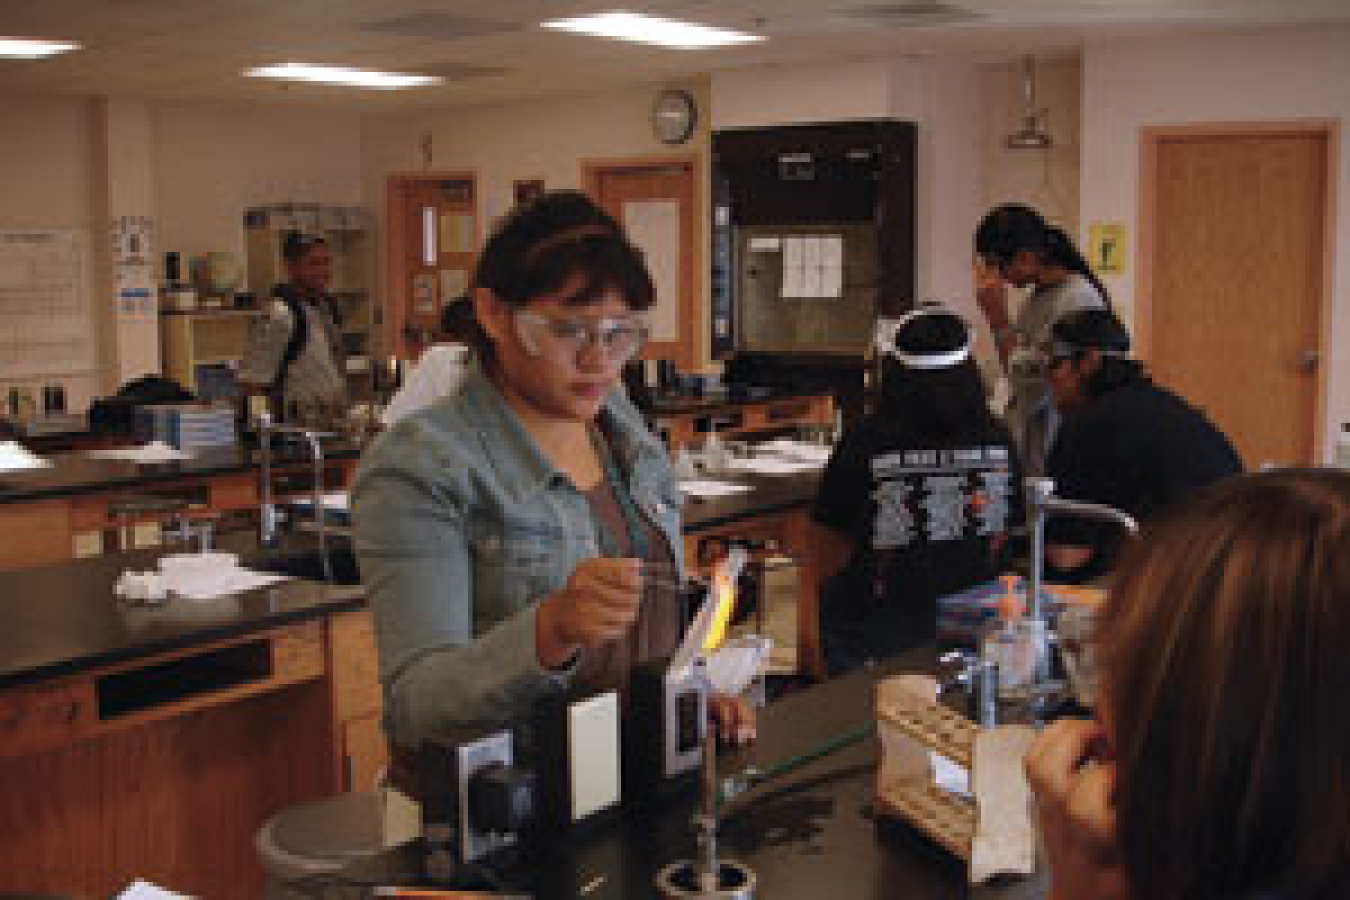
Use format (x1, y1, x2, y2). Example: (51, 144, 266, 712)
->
(454, 729, 515, 863)
(420, 727, 516, 867)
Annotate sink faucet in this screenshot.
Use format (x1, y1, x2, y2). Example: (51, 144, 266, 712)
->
(1024, 476, 1138, 685)
(255, 411, 332, 582)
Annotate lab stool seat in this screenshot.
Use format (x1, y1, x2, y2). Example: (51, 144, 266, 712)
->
(256, 791, 384, 899)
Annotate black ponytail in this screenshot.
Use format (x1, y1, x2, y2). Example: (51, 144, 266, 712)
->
(976, 204, 1111, 310)
(1045, 227, 1112, 311)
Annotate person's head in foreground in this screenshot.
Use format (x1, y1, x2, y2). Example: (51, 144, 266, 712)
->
(1027, 467, 1350, 900)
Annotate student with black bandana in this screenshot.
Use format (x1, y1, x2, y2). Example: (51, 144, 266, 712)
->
(802, 307, 1024, 680)
(1043, 308, 1243, 582)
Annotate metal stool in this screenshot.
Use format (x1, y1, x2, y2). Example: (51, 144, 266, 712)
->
(256, 792, 383, 899)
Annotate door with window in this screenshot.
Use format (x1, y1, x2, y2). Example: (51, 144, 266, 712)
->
(386, 174, 477, 360)
(587, 158, 699, 369)
(1143, 126, 1331, 467)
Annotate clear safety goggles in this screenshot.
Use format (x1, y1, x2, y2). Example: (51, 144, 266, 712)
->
(514, 310, 649, 363)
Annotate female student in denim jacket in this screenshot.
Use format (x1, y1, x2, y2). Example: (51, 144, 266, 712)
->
(353, 191, 754, 758)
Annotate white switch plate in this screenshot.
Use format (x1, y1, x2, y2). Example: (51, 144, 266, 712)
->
(567, 691, 620, 821)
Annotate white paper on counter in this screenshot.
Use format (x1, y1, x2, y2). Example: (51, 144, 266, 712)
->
(118, 879, 194, 900)
(163, 566, 292, 601)
(758, 438, 833, 465)
(678, 479, 754, 498)
(284, 491, 350, 514)
(86, 441, 192, 463)
(722, 456, 824, 475)
(0, 440, 50, 471)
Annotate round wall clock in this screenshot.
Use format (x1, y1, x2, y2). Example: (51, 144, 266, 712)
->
(651, 89, 698, 145)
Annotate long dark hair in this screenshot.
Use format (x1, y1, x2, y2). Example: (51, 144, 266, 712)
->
(1100, 469, 1350, 899)
(1050, 308, 1143, 398)
(468, 190, 652, 359)
(876, 309, 1006, 443)
(974, 204, 1111, 308)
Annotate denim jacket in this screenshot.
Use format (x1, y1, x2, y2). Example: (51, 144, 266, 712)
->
(351, 359, 683, 751)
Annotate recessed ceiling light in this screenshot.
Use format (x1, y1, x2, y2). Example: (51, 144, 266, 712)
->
(0, 37, 80, 59)
(541, 11, 763, 49)
(244, 63, 442, 90)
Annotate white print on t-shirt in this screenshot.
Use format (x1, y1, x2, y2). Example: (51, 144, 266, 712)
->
(869, 445, 1013, 549)
(873, 480, 916, 549)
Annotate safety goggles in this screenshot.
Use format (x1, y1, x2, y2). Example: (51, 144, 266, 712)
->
(514, 310, 649, 363)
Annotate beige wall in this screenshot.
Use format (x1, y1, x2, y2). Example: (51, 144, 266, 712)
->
(360, 79, 713, 362)
(0, 95, 365, 408)
(0, 96, 99, 230)
(152, 102, 364, 264)
(1081, 26, 1350, 461)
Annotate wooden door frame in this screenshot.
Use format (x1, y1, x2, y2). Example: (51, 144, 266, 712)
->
(583, 154, 702, 369)
(384, 171, 478, 358)
(1137, 120, 1340, 454)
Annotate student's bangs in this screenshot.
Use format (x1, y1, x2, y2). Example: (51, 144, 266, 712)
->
(508, 232, 654, 312)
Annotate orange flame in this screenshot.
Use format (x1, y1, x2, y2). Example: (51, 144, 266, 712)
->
(703, 568, 738, 653)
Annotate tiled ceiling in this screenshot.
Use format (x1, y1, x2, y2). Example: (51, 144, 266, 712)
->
(0, 0, 1347, 111)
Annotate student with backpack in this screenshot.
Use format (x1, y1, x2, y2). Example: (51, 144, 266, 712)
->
(238, 231, 349, 426)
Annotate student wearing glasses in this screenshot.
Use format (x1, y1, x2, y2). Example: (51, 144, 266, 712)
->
(1042, 308, 1241, 582)
(238, 231, 349, 427)
(352, 191, 755, 778)
(973, 204, 1108, 474)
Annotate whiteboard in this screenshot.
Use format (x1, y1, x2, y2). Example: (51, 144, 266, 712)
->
(0, 230, 97, 379)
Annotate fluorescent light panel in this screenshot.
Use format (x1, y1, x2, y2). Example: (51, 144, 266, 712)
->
(541, 11, 763, 49)
(245, 63, 442, 90)
(0, 37, 80, 58)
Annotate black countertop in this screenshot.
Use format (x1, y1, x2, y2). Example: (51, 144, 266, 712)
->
(647, 386, 828, 418)
(682, 471, 819, 534)
(338, 654, 1047, 899)
(0, 538, 363, 691)
(0, 439, 361, 505)
(0, 462, 819, 692)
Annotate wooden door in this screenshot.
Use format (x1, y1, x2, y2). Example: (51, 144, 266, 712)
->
(1144, 128, 1330, 467)
(587, 159, 699, 369)
(386, 174, 477, 359)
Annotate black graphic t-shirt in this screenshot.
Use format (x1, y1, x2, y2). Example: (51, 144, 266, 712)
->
(811, 418, 1023, 659)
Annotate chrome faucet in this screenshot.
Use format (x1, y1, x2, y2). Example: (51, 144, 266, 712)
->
(255, 411, 332, 582)
(1024, 477, 1138, 685)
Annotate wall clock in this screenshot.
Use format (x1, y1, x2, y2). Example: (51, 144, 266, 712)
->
(651, 89, 697, 145)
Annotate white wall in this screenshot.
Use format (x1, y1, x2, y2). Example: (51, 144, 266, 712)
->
(359, 79, 713, 361)
(0, 95, 365, 408)
(0, 96, 102, 409)
(0, 96, 98, 230)
(981, 58, 1082, 232)
(152, 102, 364, 264)
(1081, 27, 1350, 460)
(711, 58, 896, 128)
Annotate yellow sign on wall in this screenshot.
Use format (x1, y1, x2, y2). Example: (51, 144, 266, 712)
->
(1088, 221, 1128, 275)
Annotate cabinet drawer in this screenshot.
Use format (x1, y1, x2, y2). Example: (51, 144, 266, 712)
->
(0, 679, 95, 759)
(0, 500, 73, 570)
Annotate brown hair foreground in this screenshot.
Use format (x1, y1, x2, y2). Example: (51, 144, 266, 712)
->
(1097, 468, 1350, 899)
